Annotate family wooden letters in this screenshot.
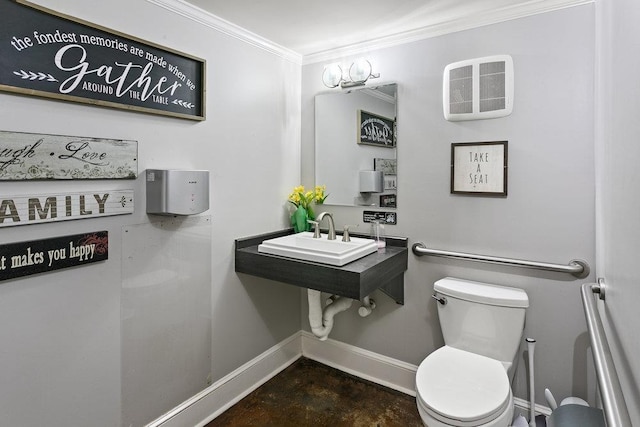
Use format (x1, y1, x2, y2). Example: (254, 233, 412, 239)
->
(0, 190, 134, 228)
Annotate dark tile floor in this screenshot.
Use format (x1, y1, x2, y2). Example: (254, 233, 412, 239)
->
(206, 357, 423, 427)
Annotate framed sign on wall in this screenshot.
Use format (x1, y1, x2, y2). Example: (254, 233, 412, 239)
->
(358, 110, 395, 147)
(0, 190, 134, 228)
(451, 141, 508, 196)
(0, 0, 206, 121)
(0, 231, 108, 282)
(0, 130, 137, 180)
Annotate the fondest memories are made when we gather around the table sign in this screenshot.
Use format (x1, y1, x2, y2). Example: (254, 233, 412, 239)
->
(0, 0, 206, 120)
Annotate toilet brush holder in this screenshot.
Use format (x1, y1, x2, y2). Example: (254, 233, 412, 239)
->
(526, 338, 536, 427)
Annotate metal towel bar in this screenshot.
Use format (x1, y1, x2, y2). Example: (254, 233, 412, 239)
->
(581, 282, 632, 427)
(411, 243, 590, 278)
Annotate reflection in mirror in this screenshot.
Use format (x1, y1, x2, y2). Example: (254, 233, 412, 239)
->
(315, 83, 397, 207)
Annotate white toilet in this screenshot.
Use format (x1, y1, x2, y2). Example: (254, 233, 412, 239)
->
(416, 277, 529, 427)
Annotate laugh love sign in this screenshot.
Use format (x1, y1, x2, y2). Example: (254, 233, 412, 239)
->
(0, 0, 205, 120)
(0, 231, 108, 282)
(0, 130, 137, 180)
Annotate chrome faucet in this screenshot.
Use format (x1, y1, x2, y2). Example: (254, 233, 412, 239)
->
(315, 212, 336, 240)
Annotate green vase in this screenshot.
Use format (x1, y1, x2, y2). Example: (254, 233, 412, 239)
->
(307, 203, 316, 222)
(291, 206, 308, 233)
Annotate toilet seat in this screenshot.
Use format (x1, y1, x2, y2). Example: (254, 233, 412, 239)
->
(416, 346, 511, 426)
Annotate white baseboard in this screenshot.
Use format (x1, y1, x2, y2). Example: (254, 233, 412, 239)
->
(300, 331, 418, 396)
(513, 397, 553, 417)
(146, 332, 302, 427)
(146, 330, 551, 426)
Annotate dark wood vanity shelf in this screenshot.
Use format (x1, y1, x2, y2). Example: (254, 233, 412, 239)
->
(235, 229, 408, 304)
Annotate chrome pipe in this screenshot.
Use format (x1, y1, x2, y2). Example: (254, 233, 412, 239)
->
(581, 283, 632, 427)
(411, 243, 589, 278)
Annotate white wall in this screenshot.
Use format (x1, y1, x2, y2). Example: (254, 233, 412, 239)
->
(596, 0, 640, 420)
(302, 5, 596, 407)
(0, 1, 302, 425)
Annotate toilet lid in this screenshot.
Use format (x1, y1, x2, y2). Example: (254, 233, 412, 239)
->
(416, 346, 511, 425)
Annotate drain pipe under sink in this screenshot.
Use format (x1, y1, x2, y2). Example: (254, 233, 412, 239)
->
(308, 289, 353, 340)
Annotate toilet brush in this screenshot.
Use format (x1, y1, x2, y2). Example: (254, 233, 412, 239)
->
(526, 338, 536, 427)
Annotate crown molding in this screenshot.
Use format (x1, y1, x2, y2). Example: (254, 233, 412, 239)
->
(145, 0, 303, 64)
(146, 0, 592, 66)
(302, 0, 593, 64)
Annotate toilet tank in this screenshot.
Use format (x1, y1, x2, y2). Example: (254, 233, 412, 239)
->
(434, 277, 529, 366)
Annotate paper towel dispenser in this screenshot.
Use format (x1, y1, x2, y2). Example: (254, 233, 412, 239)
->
(359, 170, 384, 193)
(146, 169, 209, 215)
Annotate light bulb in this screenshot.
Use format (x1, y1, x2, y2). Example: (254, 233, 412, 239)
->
(322, 64, 343, 88)
(349, 59, 372, 83)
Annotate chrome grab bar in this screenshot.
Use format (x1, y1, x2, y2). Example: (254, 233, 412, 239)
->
(581, 282, 632, 427)
(411, 243, 589, 278)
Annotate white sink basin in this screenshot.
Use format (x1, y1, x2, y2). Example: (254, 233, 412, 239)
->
(258, 232, 378, 266)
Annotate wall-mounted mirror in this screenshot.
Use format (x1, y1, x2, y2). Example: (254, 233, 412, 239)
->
(315, 83, 397, 207)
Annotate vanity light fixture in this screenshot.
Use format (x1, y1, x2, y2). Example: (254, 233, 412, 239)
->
(322, 59, 380, 89)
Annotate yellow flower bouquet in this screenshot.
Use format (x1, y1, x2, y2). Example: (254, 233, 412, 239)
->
(288, 185, 328, 232)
